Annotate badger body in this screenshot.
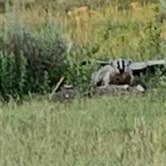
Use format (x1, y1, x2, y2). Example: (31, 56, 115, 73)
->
(91, 58, 134, 87)
(91, 65, 119, 86)
(111, 72, 134, 85)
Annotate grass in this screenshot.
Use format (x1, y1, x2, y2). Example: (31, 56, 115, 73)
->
(0, 93, 166, 165)
(0, 1, 166, 165)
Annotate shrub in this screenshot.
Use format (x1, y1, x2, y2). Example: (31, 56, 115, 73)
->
(0, 24, 68, 99)
(64, 46, 97, 92)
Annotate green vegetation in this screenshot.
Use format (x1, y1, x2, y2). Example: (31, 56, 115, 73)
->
(0, 23, 68, 99)
(0, 95, 166, 165)
(0, 0, 166, 164)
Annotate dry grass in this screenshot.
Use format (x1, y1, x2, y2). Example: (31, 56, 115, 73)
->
(0, 3, 161, 44)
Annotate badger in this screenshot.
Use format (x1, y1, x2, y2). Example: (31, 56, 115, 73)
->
(112, 58, 134, 85)
(91, 58, 134, 87)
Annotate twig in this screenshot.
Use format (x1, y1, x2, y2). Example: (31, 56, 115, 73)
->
(49, 77, 65, 100)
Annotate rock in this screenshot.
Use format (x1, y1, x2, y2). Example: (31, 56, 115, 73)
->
(91, 84, 145, 96)
(136, 84, 145, 92)
(50, 83, 145, 102)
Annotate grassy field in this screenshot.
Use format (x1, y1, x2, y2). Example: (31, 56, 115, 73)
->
(0, 1, 166, 165)
(0, 94, 166, 165)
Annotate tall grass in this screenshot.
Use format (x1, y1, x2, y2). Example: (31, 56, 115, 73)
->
(0, 94, 166, 165)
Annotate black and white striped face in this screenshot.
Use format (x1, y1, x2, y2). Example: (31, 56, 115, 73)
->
(112, 59, 132, 74)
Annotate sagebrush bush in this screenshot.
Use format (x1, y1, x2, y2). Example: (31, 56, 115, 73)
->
(0, 24, 68, 99)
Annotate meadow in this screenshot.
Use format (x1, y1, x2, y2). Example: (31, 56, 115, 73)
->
(0, 94, 166, 166)
(0, 0, 166, 165)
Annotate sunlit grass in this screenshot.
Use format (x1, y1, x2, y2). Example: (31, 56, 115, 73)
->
(65, 4, 158, 45)
(0, 3, 161, 44)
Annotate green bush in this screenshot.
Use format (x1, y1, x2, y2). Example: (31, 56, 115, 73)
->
(0, 25, 68, 99)
(64, 46, 96, 92)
